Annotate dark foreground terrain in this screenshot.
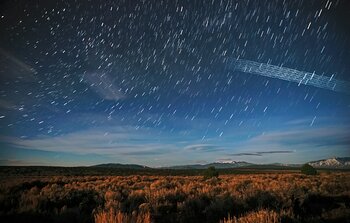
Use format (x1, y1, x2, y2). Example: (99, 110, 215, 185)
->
(0, 167, 349, 223)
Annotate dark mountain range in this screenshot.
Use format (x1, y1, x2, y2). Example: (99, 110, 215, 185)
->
(164, 161, 252, 169)
(90, 157, 350, 170)
(92, 163, 149, 169)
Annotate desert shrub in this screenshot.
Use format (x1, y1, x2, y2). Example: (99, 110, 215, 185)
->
(0, 212, 53, 223)
(246, 191, 281, 211)
(162, 190, 186, 204)
(0, 193, 21, 213)
(301, 164, 317, 175)
(1, 181, 49, 213)
(34, 189, 103, 223)
(152, 202, 178, 223)
(204, 195, 245, 222)
(203, 166, 219, 180)
(121, 193, 147, 213)
(149, 189, 186, 223)
(178, 194, 211, 222)
(299, 194, 345, 217)
(10, 181, 48, 194)
(235, 180, 252, 196)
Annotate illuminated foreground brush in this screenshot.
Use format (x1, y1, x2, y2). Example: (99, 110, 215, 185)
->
(230, 59, 350, 94)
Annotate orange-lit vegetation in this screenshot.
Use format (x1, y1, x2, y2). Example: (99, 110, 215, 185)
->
(0, 172, 349, 223)
(221, 209, 280, 223)
(94, 208, 151, 223)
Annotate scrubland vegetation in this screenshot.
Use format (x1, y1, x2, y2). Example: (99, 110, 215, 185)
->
(0, 171, 349, 223)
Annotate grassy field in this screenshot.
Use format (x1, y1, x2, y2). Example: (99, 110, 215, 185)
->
(0, 167, 349, 223)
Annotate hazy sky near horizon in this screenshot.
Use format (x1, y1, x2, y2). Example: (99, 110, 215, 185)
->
(0, 0, 349, 167)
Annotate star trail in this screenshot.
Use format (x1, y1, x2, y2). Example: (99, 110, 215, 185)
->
(0, 0, 349, 166)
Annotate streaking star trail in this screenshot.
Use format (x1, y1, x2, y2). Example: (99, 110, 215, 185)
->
(231, 59, 350, 94)
(0, 0, 349, 167)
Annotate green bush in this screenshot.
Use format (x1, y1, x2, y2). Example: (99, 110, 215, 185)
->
(203, 166, 219, 179)
(301, 164, 317, 175)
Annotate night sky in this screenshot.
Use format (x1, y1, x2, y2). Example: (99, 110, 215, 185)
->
(0, 0, 349, 167)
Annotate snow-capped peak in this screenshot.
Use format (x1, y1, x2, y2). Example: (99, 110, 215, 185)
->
(308, 157, 350, 167)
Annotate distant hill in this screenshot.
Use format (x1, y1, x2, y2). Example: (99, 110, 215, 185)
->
(92, 163, 150, 169)
(90, 157, 350, 170)
(164, 161, 252, 169)
(308, 157, 350, 168)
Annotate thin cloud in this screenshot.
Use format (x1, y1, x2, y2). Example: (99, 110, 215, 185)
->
(0, 126, 179, 157)
(0, 99, 16, 110)
(249, 126, 350, 147)
(0, 159, 49, 166)
(184, 144, 223, 152)
(120, 149, 169, 156)
(228, 125, 350, 163)
(82, 72, 126, 100)
(229, 151, 294, 156)
(259, 151, 294, 154)
(285, 118, 315, 126)
(0, 47, 37, 81)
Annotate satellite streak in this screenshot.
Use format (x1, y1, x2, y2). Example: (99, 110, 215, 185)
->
(231, 59, 350, 94)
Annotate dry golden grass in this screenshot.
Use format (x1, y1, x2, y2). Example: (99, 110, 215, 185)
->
(221, 209, 280, 223)
(94, 208, 151, 223)
(0, 172, 349, 223)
